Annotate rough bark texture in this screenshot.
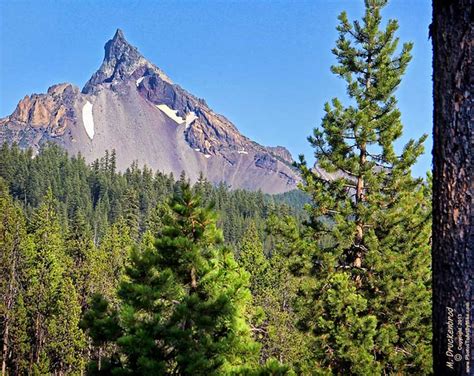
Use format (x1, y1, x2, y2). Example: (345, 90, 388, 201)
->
(432, 0, 473, 374)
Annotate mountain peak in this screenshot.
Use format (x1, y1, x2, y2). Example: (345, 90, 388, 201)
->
(83, 29, 159, 93)
(104, 28, 136, 61)
(1, 28, 300, 193)
(113, 28, 125, 40)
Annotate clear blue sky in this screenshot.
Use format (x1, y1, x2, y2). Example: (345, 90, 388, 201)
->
(0, 0, 432, 176)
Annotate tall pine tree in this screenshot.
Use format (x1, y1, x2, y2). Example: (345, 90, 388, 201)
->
(47, 277, 86, 374)
(26, 189, 67, 373)
(66, 206, 97, 309)
(0, 179, 30, 375)
(90, 218, 132, 305)
(238, 220, 311, 372)
(84, 183, 260, 375)
(295, 0, 432, 374)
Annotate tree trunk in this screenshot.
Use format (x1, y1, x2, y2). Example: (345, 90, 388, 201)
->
(1, 281, 13, 376)
(98, 346, 102, 371)
(1, 319, 9, 376)
(190, 267, 197, 291)
(2, 229, 20, 376)
(432, 0, 473, 374)
(354, 144, 366, 270)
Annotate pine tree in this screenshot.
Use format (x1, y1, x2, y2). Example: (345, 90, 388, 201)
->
(90, 218, 132, 304)
(80, 294, 122, 374)
(193, 172, 213, 201)
(262, 215, 313, 373)
(0, 179, 30, 375)
(8, 292, 30, 375)
(238, 222, 269, 294)
(237, 222, 270, 362)
(92, 197, 110, 245)
(123, 188, 140, 241)
(26, 189, 67, 373)
(84, 183, 260, 375)
(295, 1, 431, 374)
(109, 149, 117, 177)
(145, 202, 171, 238)
(47, 277, 86, 374)
(237, 220, 312, 371)
(66, 206, 96, 308)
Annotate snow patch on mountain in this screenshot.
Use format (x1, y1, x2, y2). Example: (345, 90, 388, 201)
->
(156, 104, 185, 124)
(82, 101, 95, 139)
(185, 112, 198, 128)
(156, 105, 198, 128)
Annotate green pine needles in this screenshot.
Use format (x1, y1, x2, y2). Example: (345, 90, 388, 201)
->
(295, 0, 432, 374)
(83, 183, 260, 375)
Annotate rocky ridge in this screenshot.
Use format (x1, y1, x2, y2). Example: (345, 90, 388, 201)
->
(0, 29, 299, 193)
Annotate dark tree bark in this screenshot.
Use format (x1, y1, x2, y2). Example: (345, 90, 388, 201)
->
(432, 0, 473, 374)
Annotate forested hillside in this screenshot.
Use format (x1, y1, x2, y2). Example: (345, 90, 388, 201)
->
(0, 143, 307, 248)
(0, 143, 310, 375)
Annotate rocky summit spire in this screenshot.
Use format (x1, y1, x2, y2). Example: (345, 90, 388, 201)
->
(103, 28, 139, 62)
(113, 28, 125, 40)
(82, 29, 152, 93)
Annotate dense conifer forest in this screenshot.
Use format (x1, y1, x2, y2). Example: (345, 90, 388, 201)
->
(0, 0, 437, 375)
(0, 143, 311, 375)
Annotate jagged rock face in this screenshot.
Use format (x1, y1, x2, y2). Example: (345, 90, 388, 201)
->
(6, 84, 78, 133)
(0, 29, 299, 193)
(83, 29, 173, 93)
(265, 146, 294, 165)
(136, 72, 246, 155)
